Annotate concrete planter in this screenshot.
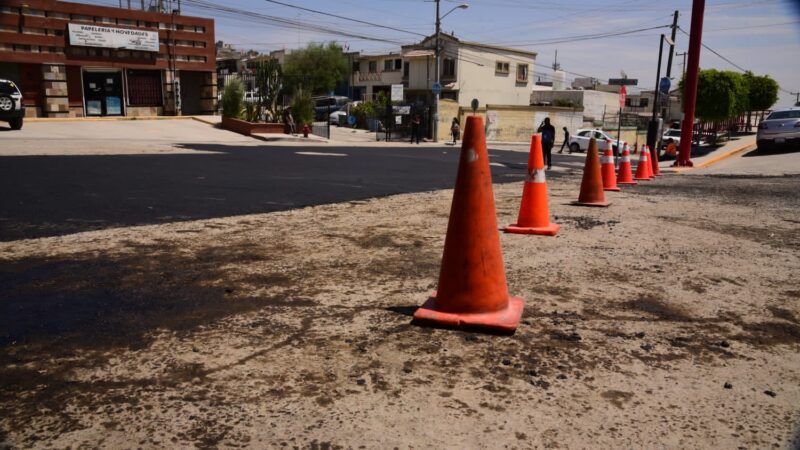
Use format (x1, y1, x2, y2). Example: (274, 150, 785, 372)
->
(221, 116, 286, 136)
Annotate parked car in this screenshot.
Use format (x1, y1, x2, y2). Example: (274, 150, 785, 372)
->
(662, 128, 682, 147)
(568, 129, 620, 153)
(756, 107, 800, 152)
(0, 79, 24, 130)
(313, 96, 349, 121)
(329, 110, 347, 126)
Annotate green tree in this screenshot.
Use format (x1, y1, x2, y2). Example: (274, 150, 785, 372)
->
(291, 87, 315, 126)
(255, 58, 283, 121)
(743, 71, 779, 129)
(221, 77, 244, 119)
(689, 69, 749, 122)
(283, 43, 348, 95)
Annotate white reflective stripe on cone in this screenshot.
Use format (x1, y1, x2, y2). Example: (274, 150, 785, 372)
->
(600, 156, 614, 164)
(525, 168, 546, 183)
(620, 156, 630, 163)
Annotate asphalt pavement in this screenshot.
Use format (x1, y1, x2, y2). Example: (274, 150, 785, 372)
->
(3, 127, 583, 240)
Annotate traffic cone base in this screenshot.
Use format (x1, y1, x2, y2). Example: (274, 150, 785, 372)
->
(504, 222, 561, 236)
(604, 186, 622, 192)
(414, 292, 524, 334)
(618, 180, 638, 185)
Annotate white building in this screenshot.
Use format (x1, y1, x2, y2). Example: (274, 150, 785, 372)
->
(349, 52, 405, 101)
(401, 34, 537, 108)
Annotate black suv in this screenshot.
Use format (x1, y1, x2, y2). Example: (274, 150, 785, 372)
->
(0, 79, 25, 130)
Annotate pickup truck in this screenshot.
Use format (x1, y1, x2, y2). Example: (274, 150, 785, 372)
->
(568, 129, 620, 153)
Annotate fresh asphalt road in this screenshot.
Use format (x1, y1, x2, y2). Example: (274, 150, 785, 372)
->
(1, 121, 591, 241)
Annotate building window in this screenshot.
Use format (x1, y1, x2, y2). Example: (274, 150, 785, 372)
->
(403, 62, 409, 78)
(443, 58, 455, 78)
(442, 91, 458, 101)
(516, 64, 528, 82)
(495, 61, 510, 74)
(127, 70, 163, 107)
(639, 98, 649, 107)
(352, 61, 360, 72)
(368, 61, 377, 73)
(394, 58, 402, 70)
(383, 59, 393, 71)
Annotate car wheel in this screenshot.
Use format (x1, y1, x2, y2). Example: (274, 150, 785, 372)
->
(569, 143, 580, 153)
(9, 117, 22, 130)
(0, 95, 14, 113)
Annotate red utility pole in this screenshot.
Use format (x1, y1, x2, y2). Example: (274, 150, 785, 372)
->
(676, 0, 705, 167)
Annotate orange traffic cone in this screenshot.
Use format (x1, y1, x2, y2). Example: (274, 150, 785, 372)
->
(505, 134, 560, 236)
(650, 144, 662, 176)
(617, 143, 637, 185)
(413, 115, 524, 333)
(601, 140, 621, 192)
(645, 145, 655, 179)
(572, 138, 610, 207)
(634, 144, 652, 181)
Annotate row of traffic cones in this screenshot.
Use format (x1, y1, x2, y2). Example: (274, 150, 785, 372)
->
(412, 116, 664, 334)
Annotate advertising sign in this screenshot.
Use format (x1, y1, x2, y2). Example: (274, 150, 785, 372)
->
(391, 84, 404, 102)
(68, 23, 159, 52)
(619, 85, 627, 109)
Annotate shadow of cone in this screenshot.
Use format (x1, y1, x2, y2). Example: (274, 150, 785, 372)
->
(413, 116, 524, 334)
(617, 143, 638, 185)
(634, 145, 652, 181)
(601, 140, 622, 192)
(504, 134, 560, 236)
(572, 138, 610, 207)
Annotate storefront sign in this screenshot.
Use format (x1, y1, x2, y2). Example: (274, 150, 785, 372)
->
(68, 24, 159, 52)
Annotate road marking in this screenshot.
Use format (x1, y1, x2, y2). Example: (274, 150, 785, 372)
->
(295, 152, 348, 157)
(489, 162, 507, 167)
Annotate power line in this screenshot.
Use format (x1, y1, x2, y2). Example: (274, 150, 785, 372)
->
(262, 0, 426, 38)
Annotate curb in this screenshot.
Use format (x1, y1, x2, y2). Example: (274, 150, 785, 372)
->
(660, 140, 756, 173)
(25, 115, 221, 123)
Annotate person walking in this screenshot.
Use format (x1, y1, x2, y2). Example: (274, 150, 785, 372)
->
(450, 118, 460, 145)
(537, 117, 556, 170)
(410, 114, 421, 144)
(558, 126, 571, 154)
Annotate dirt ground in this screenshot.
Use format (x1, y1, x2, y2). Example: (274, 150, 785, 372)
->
(1, 168, 799, 449)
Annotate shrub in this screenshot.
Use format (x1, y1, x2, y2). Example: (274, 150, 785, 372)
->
(221, 78, 244, 119)
(291, 88, 314, 126)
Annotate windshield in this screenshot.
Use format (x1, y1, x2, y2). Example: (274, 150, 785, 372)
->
(0, 81, 19, 95)
(666, 130, 681, 136)
(767, 110, 800, 120)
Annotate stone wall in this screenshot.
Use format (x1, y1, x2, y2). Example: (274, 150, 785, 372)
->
(41, 63, 69, 118)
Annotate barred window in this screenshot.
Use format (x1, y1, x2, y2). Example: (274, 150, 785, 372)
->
(127, 70, 162, 106)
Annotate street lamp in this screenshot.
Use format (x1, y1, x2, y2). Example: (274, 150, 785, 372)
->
(433, 1, 469, 142)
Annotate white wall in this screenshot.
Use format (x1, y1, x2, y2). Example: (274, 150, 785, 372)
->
(452, 43, 535, 107)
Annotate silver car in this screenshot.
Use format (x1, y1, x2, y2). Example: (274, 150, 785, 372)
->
(757, 107, 800, 152)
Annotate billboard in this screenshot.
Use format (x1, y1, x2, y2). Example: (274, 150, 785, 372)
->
(68, 24, 159, 53)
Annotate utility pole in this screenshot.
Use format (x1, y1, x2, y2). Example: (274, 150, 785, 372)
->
(662, 10, 679, 123)
(676, 0, 706, 167)
(792, 92, 800, 105)
(676, 51, 688, 78)
(647, 34, 667, 152)
(433, 0, 441, 143)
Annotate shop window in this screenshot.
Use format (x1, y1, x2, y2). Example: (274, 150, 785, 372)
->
(127, 70, 162, 107)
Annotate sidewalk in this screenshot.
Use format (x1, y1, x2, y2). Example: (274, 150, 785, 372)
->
(659, 134, 756, 172)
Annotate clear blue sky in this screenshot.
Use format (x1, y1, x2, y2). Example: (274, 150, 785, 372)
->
(86, 0, 800, 107)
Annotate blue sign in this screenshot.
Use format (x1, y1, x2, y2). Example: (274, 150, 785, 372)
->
(659, 77, 671, 94)
(431, 82, 442, 95)
(347, 115, 356, 126)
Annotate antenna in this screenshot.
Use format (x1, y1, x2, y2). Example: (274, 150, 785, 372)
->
(552, 49, 561, 71)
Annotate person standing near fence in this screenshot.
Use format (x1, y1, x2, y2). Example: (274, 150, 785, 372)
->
(537, 117, 556, 170)
(283, 106, 296, 135)
(410, 114, 421, 144)
(558, 126, 570, 154)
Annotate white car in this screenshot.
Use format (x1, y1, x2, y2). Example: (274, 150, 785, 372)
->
(568, 129, 621, 153)
(662, 128, 682, 147)
(329, 110, 347, 126)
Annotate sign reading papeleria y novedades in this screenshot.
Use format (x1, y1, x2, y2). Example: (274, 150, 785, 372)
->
(67, 24, 159, 53)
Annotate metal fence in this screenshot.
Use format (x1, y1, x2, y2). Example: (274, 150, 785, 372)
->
(311, 121, 329, 139)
